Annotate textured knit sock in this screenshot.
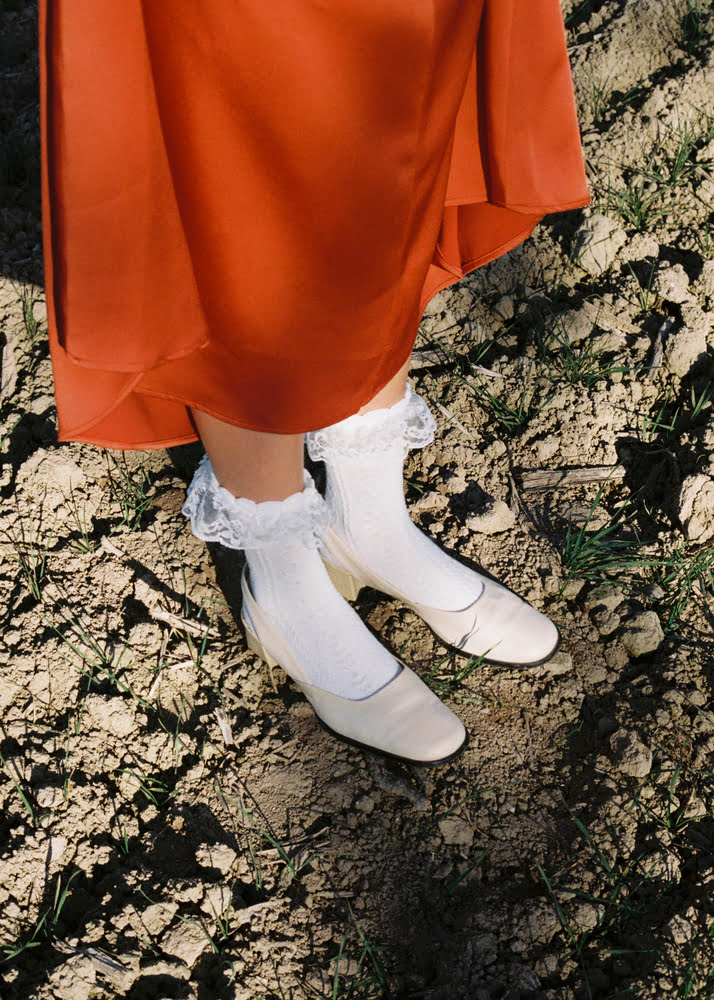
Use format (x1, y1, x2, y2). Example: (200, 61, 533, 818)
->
(182, 457, 400, 700)
(307, 384, 484, 611)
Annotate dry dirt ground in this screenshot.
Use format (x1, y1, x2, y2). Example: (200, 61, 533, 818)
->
(2, 2, 714, 998)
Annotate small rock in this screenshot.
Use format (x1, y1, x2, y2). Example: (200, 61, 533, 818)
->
(161, 919, 214, 967)
(201, 884, 232, 920)
(697, 259, 714, 302)
(35, 786, 65, 810)
(573, 213, 627, 275)
(196, 842, 237, 875)
(679, 474, 714, 543)
(1, 339, 17, 397)
(493, 295, 515, 321)
(139, 902, 178, 937)
(573, 901, 603, 932)
(663, 325, 707, 377)
(685, 688, 707, 708)
(666, 914, 694, 945)
(532, 435, 559, 463)
(680, 302, 712, 337)
(583, 660, 609, 684)
(540, 651, 573, 676)
(558, 309, 594, 345)
(323, 779, 354, 811)
(584, 583, 625, 612)
(0, 676, 21, 712)
(47, 836, 68, 863)
(654, 264, 693, 304)
(620, 611, 664, 657)
(561, 578, 585, 600)
(604, 642, 629, 671)
(466, 499, 515, 534)
(621, 232, 660, 261)
(472, 933, 498, 965)
(410, 491, 449, 516)
(591, 608, 622, 637)
(438, 814, 474, 848)
(487, 439, 507, 459)
(522, 903, 561, 944)
(16, 449, 87, 511)
(83, 693, 136, 739)
(46, 955, 96, 1000)
(609, 728, 653, 778)
(591, 329, 627, 354)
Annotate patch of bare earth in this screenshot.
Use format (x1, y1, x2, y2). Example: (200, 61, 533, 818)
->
(2, 2, 714, 998)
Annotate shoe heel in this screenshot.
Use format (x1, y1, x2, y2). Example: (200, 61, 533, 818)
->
(244, 624, 276, 667)
(324, 560, 362, 601)
(243, 622, 281, 692)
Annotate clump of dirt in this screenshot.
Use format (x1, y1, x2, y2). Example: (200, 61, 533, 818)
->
(2, 2, 714, 998)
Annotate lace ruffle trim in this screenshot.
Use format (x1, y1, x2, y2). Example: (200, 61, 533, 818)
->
(182, 456, 329, 550)
(306, 382, 436, 461)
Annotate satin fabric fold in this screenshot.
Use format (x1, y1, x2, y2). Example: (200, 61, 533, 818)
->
(40, 0, 589, 448)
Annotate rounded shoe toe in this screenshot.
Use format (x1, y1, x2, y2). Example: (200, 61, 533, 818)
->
(453, 579, 560, 667)
(485, 603, 560, 666)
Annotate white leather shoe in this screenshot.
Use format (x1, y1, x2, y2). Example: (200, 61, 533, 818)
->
(320, 526, 560, 668)
(240, 566, 468, 766)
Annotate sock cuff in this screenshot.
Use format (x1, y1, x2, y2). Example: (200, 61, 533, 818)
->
(182, 455, 329, 550)
(306, 382, 436, 462)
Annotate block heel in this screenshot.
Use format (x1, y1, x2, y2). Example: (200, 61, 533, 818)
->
(324, 560, 362, 601)
(244, 622, 278, 668)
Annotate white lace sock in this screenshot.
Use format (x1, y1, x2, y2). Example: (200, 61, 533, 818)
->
(307, 384, 484, 611)
(182, 456, 400, 700)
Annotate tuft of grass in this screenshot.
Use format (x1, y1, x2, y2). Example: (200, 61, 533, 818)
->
(324, 904, 391, 1000)
(0, 749, 38, 829)
(116, 767, 177, 810)
(1, 870, 80, 963)
(589, 77, 610, 126)
(677, 0, 712, 55)
(640, 382, 712, 445)
(633, 751, 713, 838)
(649, 540, 714, 633)
(16, 285, 45, 349)
(424, 650, 487, 699)
(536, 321, 632, 389)
(559, 483, 646, 584)
(2, 516, 54, 602)
(65, 486, 99, 553)
(603, 111, 714, 230)
(608, 171, 667, 231)
(46, 599, 152, 713)
(468, 365, 555, 435)
(627, 261, 657, 314)
(104, 453, 153, 532)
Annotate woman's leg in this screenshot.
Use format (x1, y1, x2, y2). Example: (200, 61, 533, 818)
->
(358, 358, 410, 415)
(182, 402, 465, 764)
(307, 372, 560, 665)
(191, 411, 303, 502)
(184, 406, 402, 700)
(189, 354, 409, 501)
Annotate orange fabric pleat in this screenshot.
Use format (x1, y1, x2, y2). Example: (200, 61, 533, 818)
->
(40, 0, 589, 450)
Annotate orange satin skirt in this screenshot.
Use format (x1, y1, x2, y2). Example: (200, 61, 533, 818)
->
(40, 0, 589, 450)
